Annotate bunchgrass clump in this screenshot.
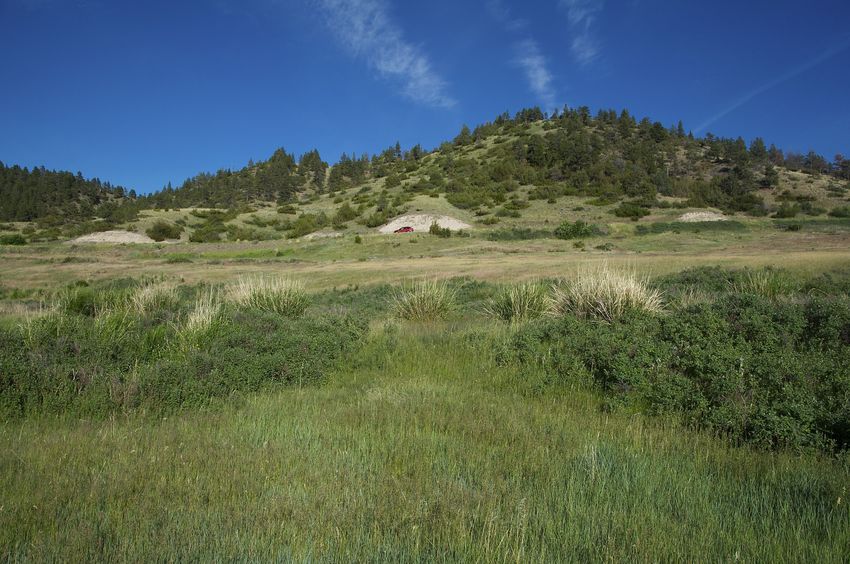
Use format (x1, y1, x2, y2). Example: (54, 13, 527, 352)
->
(130, 282, 179, 315)
(227, 276, 309, 317)
(550, 264, 663, 322)
(391, 280, 456, 321)
(733, 268, 798, 299)
(178, 290, 223, 349)
(484, 282, 549, 324)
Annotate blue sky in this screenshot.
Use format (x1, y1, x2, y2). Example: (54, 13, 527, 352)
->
(1, 0, 848, 194)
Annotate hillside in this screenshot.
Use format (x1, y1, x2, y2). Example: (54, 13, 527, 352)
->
(2, 106, 849, 243)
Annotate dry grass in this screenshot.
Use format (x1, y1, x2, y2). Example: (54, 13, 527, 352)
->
(392, 280, 456, 321)
(178, 289, 223, 347)
(483, 282, 549, 324)
(549, 264, 664, 322)
(226, 276, 308, 317)
(130, 282, 179, 315)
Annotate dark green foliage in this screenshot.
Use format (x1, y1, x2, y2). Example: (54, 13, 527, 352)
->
(828, 206, 850, 218)
(611, 202, 650, 220)
(0, 233, 26, 245)
(773, 203, 800, 218)
(554, 220, 600, 239)
(486, 228, 550, 241)
(505, 294, 850, 452)
(429, 222, 452, 238)
(635, 221, 747, 235)
(0, 307, 366, 419)
(288, 213, 328, 238)
(0, 162, 135, 222)
(145, 221, 183, 241)
(332, 202, 360, 226)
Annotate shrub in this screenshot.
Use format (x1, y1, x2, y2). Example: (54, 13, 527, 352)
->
(484, 282, 548, 324)
(554, 220, 599, 240)
(611, 202, 650, 220)
(1, 303, 367, 418)
(354, 235, 363, 244)
(635, 221, 747, 235)
(145, 221, 183, 241)
(227, 276, 309, 317)
(549, 264, 664, 322)
(773, 203, 800, 219)
(486, 228, 550, 241)
(505, 294, 850, 452)
(391, 280, 456, 321)
(429, 222, 452, 238)
(0, 233, 26, 245)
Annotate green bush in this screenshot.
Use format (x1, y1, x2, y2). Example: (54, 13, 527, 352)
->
(145, 221, 183, 241)
(554, 220, 599, 240)
(0, 233, 26, 245)
(0, 305, 366, 419)
(635, 221, 747, 235)
(611, 202, 650, 220)
(429, 222, 452, 238)
(504, 294, 850, 452)
(486, 228, 550, 241)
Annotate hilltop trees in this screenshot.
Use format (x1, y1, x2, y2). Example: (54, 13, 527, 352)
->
(3, 104, 848, 225)
(0, 162, 135, 222)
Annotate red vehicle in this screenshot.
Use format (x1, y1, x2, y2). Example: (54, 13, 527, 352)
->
(394, 226, 414, 233)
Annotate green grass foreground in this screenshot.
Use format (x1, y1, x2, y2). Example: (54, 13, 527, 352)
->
(1, 324, 848, 561)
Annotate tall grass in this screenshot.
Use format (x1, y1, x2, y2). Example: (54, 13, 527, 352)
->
(733, 268, 798, 299)
(550, 264, 664, 322)
(483, 282, 548, 324)
(130, 282, 179, 315)
(1, 325, 847, 561)
(177, 289, 223, 348)
(391, 279, 456, 321)
(226, 276, 308, 317)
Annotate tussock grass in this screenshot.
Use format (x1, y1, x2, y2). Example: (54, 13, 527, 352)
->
(733, 268, 798, 299)
(178, 290, 223, 348)
(226, 276, 308, 317)
(483, 282, 548, 323)
(550, 264, 664, 322)
(391, 279, 456, 321)
(130, 282, 179, 315)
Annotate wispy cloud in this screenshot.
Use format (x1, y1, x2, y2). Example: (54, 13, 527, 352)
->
(559, 0, 604, 65)
(514, 39, 556, 110)
(486, 0, 527, 32)
(695, 40, 850, 133)
(487, 1, 557, 110)
(315, 0, 455, 108)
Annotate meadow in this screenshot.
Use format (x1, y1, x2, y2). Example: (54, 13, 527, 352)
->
(2, 221, 850, 560)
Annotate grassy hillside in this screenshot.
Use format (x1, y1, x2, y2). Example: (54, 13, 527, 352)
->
(3, 106, 849, 244)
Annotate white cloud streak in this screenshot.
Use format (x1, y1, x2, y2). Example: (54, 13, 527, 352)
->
(560, 0, 604, 65)
(514, 39, 556, 110)
(487, 1, 557, 110)
(315, 0, 456, 108)
(695, 40, 850, 133)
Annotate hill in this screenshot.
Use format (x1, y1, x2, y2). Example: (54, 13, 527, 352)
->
(2, 106, 849, 242)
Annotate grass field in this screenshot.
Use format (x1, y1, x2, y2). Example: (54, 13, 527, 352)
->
(2, 324, 848, 561)
(2, 217, 850, 560)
